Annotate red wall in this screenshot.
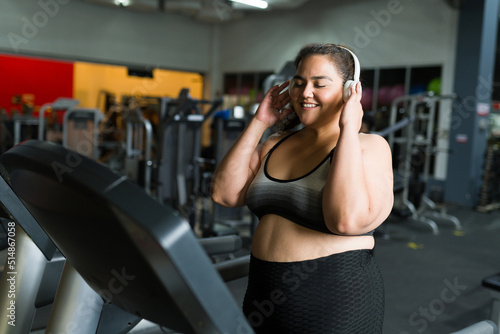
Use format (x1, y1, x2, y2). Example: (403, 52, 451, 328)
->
(0, 54, 74, 117)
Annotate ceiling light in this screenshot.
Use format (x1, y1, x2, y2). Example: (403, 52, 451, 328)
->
(230, 0, 268, 9)
(114, 0, 130, 6)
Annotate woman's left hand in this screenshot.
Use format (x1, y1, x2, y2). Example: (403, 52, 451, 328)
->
(339, 82, 363, 132)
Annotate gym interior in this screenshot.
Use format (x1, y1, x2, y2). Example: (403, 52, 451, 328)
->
(0, 0, 500, 333)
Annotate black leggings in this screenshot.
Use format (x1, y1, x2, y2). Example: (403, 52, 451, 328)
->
(242, 249, 384, 334)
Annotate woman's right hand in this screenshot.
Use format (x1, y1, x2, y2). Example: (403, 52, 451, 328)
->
(254, 81, 294, 127)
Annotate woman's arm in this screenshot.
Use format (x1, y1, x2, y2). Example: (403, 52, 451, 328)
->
(211, 82, 292, 207)
(210, 118, 268, 207)
(323, 83, 394, 235)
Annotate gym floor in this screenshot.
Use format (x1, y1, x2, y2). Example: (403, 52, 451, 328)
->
(9, 205, 500, 334)
(376, 205, 500, 334)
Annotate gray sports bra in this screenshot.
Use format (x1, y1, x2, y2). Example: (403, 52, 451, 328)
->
(246, 131, 374, 236)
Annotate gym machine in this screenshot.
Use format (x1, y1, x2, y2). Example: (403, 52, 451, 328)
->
(386, 93, 462, 235)
(38, 98, 80, 144)
(207, 109, 251, 237)
(63, 107, 104, 160)
(482, 273, 500, 332)
(12, 114, 38, 147)
(8, 97, 80, 154)
(123, 108, 154, 195)
(0, 164, 61, 333)
(155, 89, 223, 229)
(117, 89, 252, 237)
(0, 140, 253, 333)
(12, 98, 103, 161)
(0, 109, 10, 154)
(0, 145, 140, 334)
(9, 97, 80, 146)
(450, 320, 498, 334)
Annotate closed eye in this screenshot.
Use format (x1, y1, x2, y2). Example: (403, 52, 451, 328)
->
(292, 83, 325, 88)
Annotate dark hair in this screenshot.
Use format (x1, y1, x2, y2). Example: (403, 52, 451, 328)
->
(275, 43, 357, 133)
(294, 43, 356, 84)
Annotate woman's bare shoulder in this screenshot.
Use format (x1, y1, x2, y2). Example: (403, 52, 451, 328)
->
(258, 131, 294, 159)
(359, 133, 391, 151)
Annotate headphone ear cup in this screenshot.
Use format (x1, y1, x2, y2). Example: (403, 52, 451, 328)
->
(343, 80, 355, 102)
(343, 80, 362, 102)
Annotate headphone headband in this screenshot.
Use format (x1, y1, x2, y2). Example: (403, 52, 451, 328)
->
(338, 46, 360, 82)
(337, 45, 361, 102)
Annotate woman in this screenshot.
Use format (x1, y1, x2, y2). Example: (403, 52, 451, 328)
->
(211, 43, 393, 333)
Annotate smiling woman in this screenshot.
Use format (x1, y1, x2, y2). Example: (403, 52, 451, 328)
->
(211, 43, 393, 333)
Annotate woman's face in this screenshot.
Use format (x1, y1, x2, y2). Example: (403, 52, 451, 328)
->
(289, 54, 344, 126)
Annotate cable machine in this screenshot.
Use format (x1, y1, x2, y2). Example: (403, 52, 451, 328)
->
(155, 89, 223, 229)
(387, 93, 461, 235)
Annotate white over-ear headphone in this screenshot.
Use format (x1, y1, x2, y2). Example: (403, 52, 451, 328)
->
(338, 46, 361, 102)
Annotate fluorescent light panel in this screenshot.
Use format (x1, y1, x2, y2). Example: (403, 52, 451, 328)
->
(114, 0, 131, 6)
(230, 0, 268, 9)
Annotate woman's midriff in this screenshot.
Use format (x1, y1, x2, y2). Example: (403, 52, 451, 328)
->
(251, 214, 375, 262)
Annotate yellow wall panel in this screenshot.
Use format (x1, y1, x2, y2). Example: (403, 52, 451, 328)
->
(73, 62, 203, 109)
